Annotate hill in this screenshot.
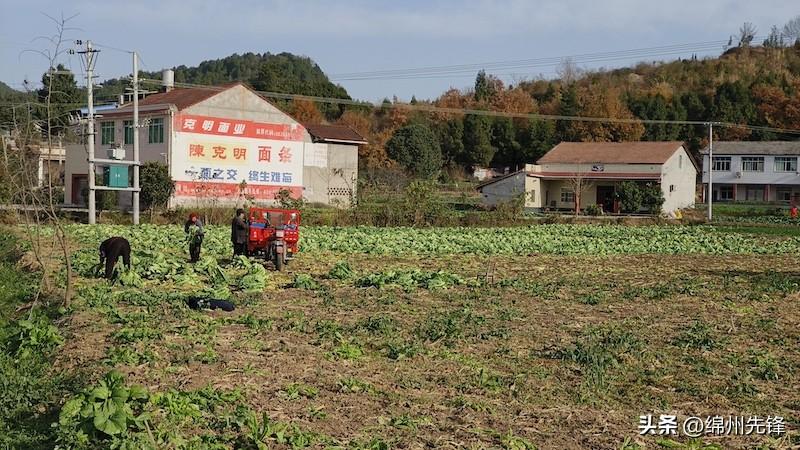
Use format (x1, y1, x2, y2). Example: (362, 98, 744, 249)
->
(96, 52, 351, 121)
(335, 42, 800, 173)
(0, 81, 19, 97)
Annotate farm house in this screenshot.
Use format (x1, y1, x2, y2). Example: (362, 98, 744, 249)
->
(477, 141, 698, 214)
(63, 73, 366, 210)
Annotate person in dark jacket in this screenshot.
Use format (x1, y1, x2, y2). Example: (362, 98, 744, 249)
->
(184, 212, 204, 262)
(99, 237, 131, 279)
(231, 208, 249, 256)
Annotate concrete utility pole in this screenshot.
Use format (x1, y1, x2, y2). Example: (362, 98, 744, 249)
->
(78, 40, 99, 224)
(707, 122, 714, 222)
(132, 51, 140, 225)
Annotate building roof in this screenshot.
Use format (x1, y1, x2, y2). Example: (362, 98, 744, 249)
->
(476, 169, 662, 190)
(476, 170, 524, 190)
(304, 123, 367, 144)
(531, 171, 660, 180)
(536, 141, 686, 165)
(117, 84, 234, 111)
(700, 141, 800, 155)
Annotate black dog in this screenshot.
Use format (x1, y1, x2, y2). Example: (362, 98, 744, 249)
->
(186, 297, 235, 312)
(99, 237, 131, 280)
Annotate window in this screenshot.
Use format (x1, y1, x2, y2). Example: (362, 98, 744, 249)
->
(719, 186, 734, 201)
(712, 156, 731, 171)
(774, 157, 797, 172)
(777, 189, 792, 202)
(148, 117, 164, 144)
(123, 120, 134, 145)
(745, 186, 765, 201)
(741, 157, 764, 172)
(679, 155, 683, 169)
(100, 121, 115, 145)
(669, 184, 675, 193)
(560, 188, 575, 203)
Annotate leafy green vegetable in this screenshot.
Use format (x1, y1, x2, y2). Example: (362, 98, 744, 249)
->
(240, 263, 268, 293)
(328, 261, 354, 280)
(293, 274, 319, 290)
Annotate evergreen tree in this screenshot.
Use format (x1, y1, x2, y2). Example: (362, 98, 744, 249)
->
(490, 117, 520, 167)
(463, 114, 495, 167)
(474, 70, 492, 103)
(519, 119, 556, 163)
(37, 64, 81, 137)
(386, 124, 443, 179)
(556, 84, 579, 141)
(435, 118, 465, 167)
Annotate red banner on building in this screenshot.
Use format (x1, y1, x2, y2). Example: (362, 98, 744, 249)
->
(175, 114, 305, 141)
(174, 181, 302, 200)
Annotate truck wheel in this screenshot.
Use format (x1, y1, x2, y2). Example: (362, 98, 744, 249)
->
(275, 255, 284, 271)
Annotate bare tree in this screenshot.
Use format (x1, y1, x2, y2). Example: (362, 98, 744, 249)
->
(2, 13, 79, 308)
(738, 22, 757, 47)
(783, 16, 800, 45)
(557, 57, 583, 85)
(567, 163, 593, 215)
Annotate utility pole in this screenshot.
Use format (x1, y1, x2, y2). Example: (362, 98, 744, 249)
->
(707, 122, 714, 222)
(78, 40, 99, 224)
(132, 51, 140, 225)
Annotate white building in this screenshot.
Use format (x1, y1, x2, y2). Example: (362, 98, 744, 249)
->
(478, 141, 697, 214)
(64, 79, 365, 209)
(701, 141, 800, 203)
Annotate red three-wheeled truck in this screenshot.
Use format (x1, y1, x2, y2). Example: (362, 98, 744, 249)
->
(246, 208, 300, 271)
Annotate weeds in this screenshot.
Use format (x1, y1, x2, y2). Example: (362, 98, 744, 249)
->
(674, 321, 720, 351)
(280, 383, 319, 401)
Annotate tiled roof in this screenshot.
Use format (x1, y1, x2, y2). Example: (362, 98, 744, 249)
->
(115, 85, 229, 111)
(304, 123, 367, 144)
(700, 141, 800, 155)
(536, 141, 685, 165)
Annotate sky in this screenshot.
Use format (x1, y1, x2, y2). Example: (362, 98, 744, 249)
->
(1, 0, 798, 102)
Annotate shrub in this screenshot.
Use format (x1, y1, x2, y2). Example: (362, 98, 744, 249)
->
(616, 181, 643, 213)
(641, 182, 665, 214)
(585, 204, 602, 216)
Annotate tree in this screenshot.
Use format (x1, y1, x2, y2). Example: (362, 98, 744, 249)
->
(556, 58, 582, 85)
(1, 14, 76, 308)
(738, 22, 757, 47)
(556, 84, 579, 141)
(290, 98, 323, 124)
(385, 124, 442, 179)
(490, 117, 520, 167)
(462, 114, 495, 167)
(474, 70, 492, 103)
(616, 181, 643, 213)
(140, 161, 175, 216)
(641, 182, 665, 214)
(435, 118, 465, 167)
(36, 63, 80, 137)
(712, 81, 757, 139)
(571, 87, 644, 142)
(519, 119, 556, 163)
(567, 163, 593, 215)
(763, 25, 785, 48)
(783, 16, 800, 45)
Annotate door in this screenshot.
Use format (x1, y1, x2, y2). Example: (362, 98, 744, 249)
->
(596, 186, 615, 213)
(71, 175, 88, 206)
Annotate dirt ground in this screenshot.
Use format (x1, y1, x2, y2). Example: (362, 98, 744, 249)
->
(55, 253, 800, 449)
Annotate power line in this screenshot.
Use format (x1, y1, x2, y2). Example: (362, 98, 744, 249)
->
(137, 78, 800, 136)
(328, 39, 749, 81)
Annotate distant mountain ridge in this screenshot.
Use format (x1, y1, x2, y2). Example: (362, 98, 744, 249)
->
(96, 52, 351, 120)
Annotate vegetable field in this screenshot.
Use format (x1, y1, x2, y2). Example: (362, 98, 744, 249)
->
(6, 224, 800, 449)
(66, 224, 800, 256)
